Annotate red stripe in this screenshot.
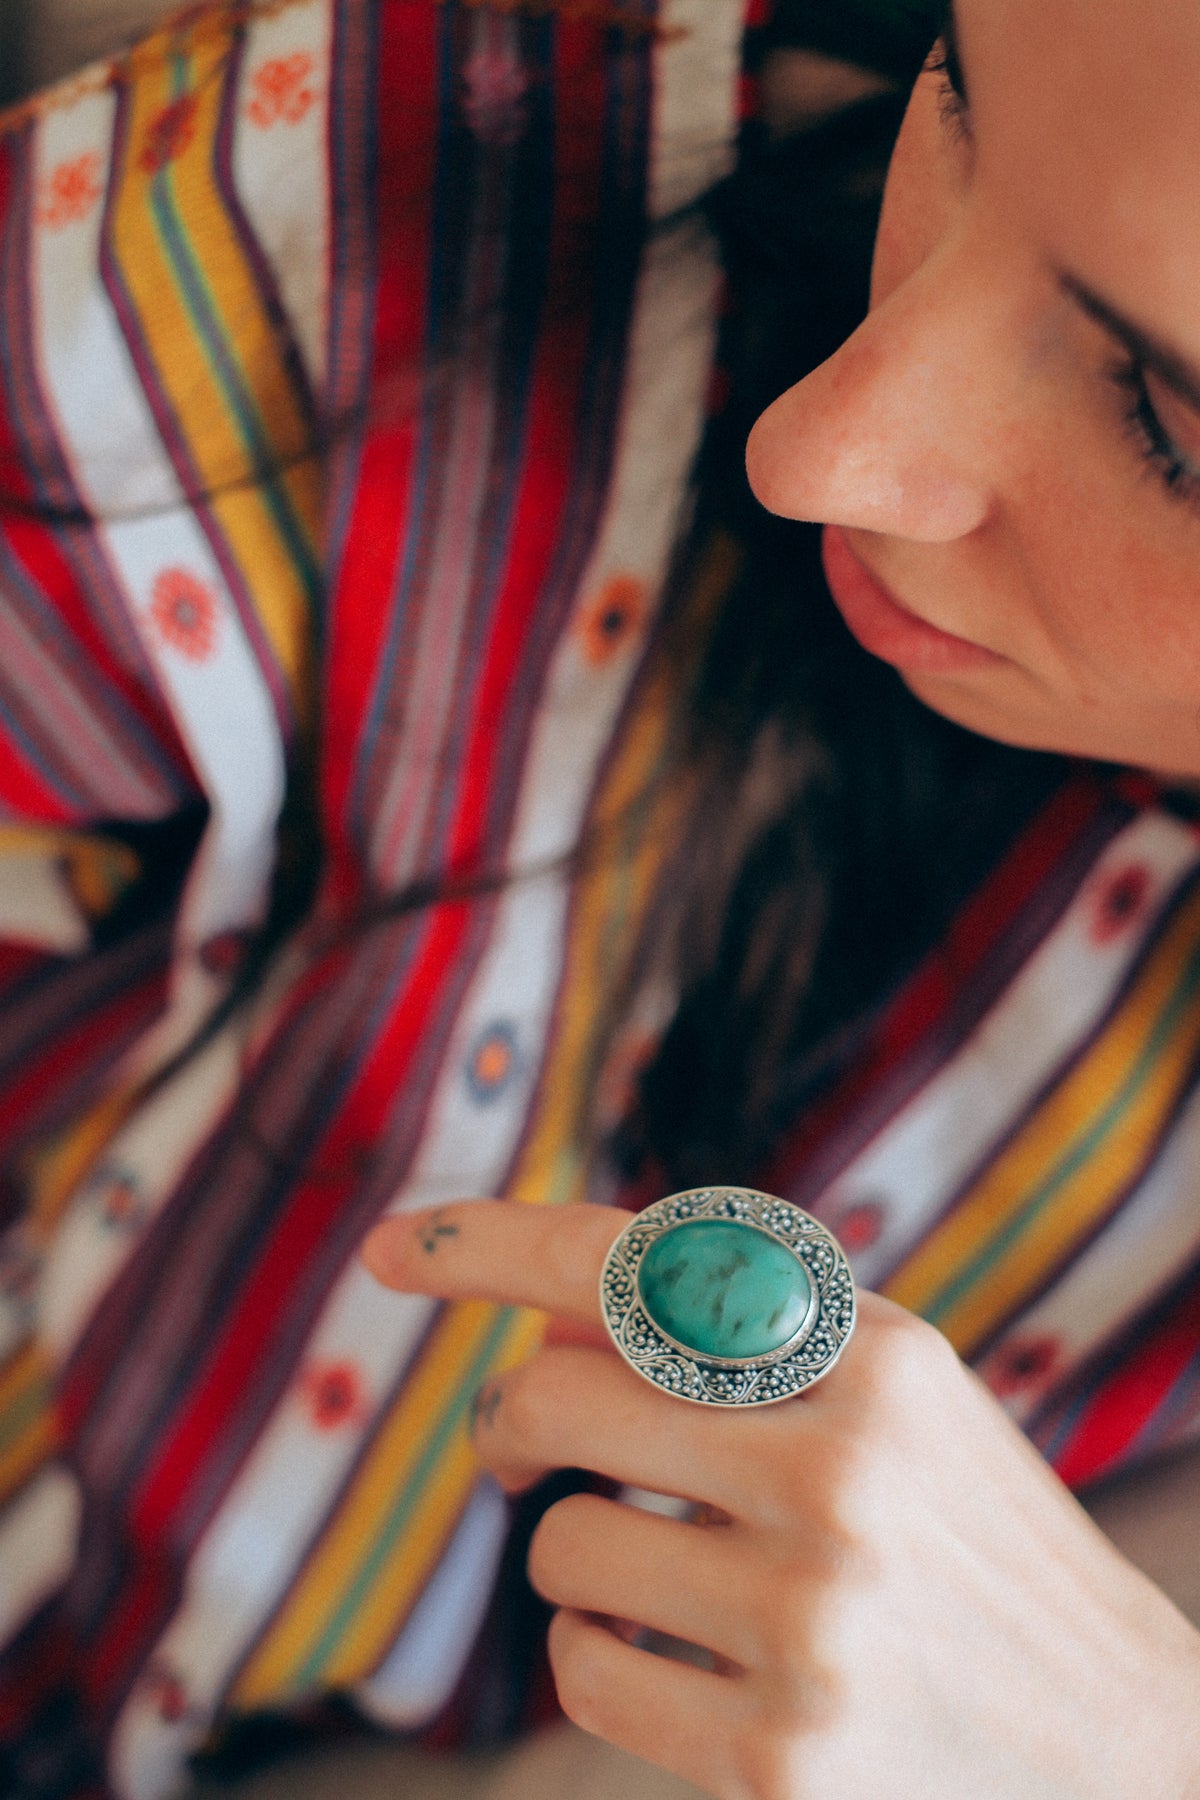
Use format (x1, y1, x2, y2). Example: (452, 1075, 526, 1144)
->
(0, 141, 76, 823)
(1053, 1278, 1200, 1489)
(320, 0, 437, 900)
(124, 904, 473, 1539)
(444, 19, 608, 871)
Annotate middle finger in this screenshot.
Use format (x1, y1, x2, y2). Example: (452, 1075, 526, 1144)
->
(473, 1341, 762, 1520)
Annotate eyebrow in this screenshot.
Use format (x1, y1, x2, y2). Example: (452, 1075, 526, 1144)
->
(1061, 275, 1200, 413)
(935, 11, 1200, 418)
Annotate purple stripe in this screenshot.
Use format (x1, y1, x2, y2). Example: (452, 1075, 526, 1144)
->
(0, 126, 189, 812)
(317, 0, 378, 587)
(0, 918, 173, 1156)
(0, 537, 183, 816)
(351, 12, 652, 890)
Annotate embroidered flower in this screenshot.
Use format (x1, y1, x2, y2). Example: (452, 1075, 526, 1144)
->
(1090, 861, 1151, 946)
(149, 568, 219, 662)
(832, 1198, 887, 1255)
(578, 573, 648, 667)
(245, 52, 318, 129)
(138, 93, 199, 173)
(300, 1359, 367, 1431)
(985, 1333, 1063, 1399)
(99, 1172, 145, 1232)
(143, 1663, 191, 1725)
(37, 151, 103, 230)
(466, 1021, 520, 1104)
(199, 930, 249, 978)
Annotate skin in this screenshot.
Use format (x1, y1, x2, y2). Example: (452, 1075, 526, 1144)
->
(365, 1203, 1200, 1798)
(748, 0, 1200, 779)
(365, 3, 1200, 1792)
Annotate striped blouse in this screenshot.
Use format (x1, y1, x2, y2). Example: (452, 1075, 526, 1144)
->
(0, 3, 1197, 1797)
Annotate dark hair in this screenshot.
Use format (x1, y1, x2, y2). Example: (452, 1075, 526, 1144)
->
(616, 60, 1066, 1186)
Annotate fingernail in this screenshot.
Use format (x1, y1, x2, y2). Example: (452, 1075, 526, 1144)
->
(361, 1221, 404, 1286)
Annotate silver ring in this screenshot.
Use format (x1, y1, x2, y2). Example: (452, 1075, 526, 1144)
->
(599, 1187, 856, 1407)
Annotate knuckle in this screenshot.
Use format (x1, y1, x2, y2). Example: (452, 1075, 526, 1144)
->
(746, 1424, 867, 1543)
(852, 1305, 961, 1424)
(745, 1565, 813, 1671)
(744, 1567, 859, 1704)
(527, 1494, 591, 1598)
(497, 1357, 549, 1443)
(546, 1612, 605, 1737)
(821, 1419, 888, 1518)
(729, 1682, 845, 1800)
(741, 1431, 815, 1527)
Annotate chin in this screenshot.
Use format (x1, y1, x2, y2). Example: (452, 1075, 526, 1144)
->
(898, 669, 1116, 765)
(901, 669, 1200, 782)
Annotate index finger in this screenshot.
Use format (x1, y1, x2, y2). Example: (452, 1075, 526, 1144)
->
(362, 1200, 630, 1325)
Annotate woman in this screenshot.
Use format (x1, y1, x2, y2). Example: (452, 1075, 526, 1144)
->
(366, 0, 1200, 1794)
(2, 0, 1199, 1796)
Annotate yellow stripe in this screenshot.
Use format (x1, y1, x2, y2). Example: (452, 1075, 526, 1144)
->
(231, 535, 737, 1703)
(318, 1309, 543, 1689)
(232, 1303, 542, 1704)
(0, 1344, 59, 1511)
(0, 827, 140, 920)
(23, 1088, 138, 1238)
(113, 13, 320, 708)
(510, 531, 741, 1210)
(885, 882, 1200, 1353)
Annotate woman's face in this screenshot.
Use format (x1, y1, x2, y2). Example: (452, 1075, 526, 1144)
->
(746, 0, 1200, 779)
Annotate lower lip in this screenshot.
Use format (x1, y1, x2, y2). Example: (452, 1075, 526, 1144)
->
(820, 525, 1002, 675)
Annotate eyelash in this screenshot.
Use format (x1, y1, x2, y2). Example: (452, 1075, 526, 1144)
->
(1110, 361, 1200, 512)
(926, 36, 1200, 519)
(927, 38, 970, 144)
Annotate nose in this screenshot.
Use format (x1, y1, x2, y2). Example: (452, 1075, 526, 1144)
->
(745, 248, 998, 544)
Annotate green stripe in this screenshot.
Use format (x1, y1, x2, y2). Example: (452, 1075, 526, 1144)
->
(924, 926, 1200, 1328)
(290, 1306, 519, 1690)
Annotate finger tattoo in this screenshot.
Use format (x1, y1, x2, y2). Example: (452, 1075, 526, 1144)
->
(419, 1209, 461, 1255)
(470, 1382, 503, 1431)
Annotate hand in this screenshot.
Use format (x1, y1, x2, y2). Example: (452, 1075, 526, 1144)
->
(364, 1202, 1200, 1800)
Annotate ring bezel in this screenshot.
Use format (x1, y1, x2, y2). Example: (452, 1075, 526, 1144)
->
(600, 1187, 856, 1407)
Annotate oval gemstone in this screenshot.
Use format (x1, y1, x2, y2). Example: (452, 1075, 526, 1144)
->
(637, 1220, 812, 1360)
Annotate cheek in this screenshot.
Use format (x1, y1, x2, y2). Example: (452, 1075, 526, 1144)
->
(1020, 482, 1200, 699)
